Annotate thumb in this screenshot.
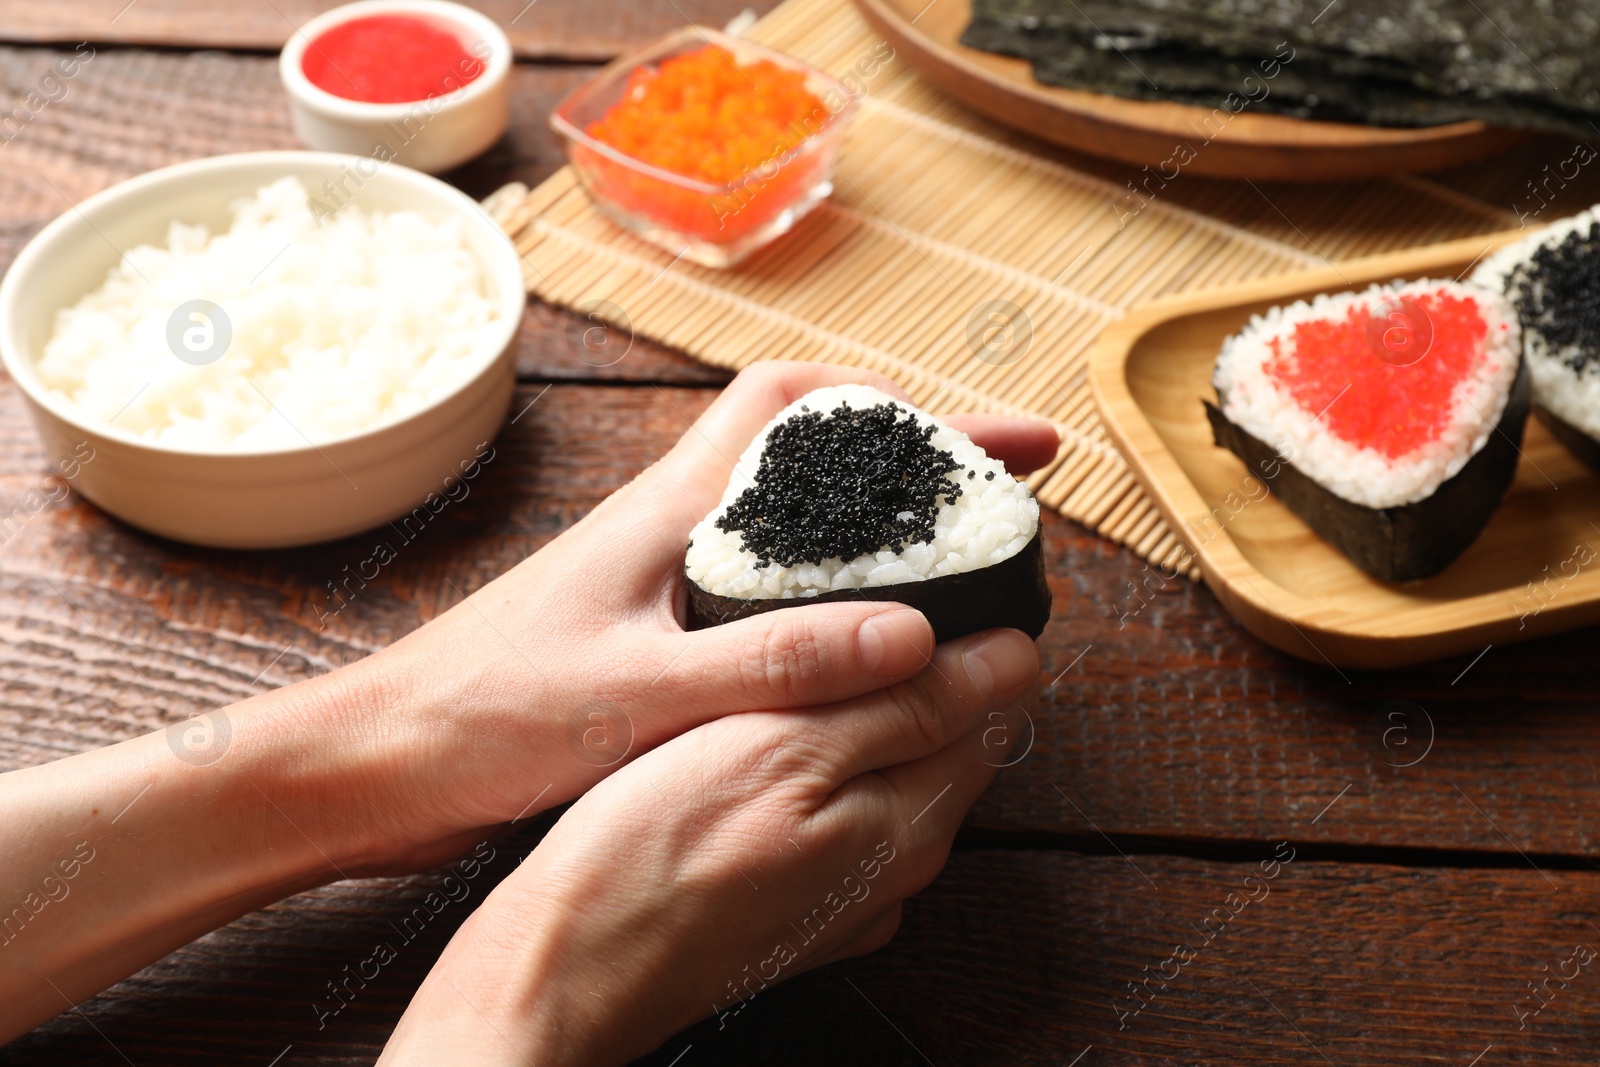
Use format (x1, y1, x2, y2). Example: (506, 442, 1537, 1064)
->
(646, 602, 934, 716)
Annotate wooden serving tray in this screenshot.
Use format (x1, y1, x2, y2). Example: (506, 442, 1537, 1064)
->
(1089, 232, 1600, 669)
(851, 0, 1529, 181)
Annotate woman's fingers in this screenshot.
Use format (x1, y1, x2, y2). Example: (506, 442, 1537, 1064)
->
(808, 723, 998, 923)
(942, 413, 1061, 476)
(643, 602, 934, 717)
(822, 696, 1034, 909)
(889, 689, 1039, 818)
(794, 628, 1038, 781)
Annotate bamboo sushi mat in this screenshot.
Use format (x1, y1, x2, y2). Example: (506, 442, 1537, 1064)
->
(483, 0, 1528, 575)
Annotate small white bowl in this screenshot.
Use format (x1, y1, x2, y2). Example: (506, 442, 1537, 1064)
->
(0, 151, 527, 549)
(280, 0, 512, 175)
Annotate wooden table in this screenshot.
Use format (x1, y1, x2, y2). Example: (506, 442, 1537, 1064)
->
(5, 5, 1600, 1065)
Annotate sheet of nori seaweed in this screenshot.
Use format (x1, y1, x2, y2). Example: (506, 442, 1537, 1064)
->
(971, 0, 1597, 98)
(962, 25, 1586, 131)
(1203, 355, 1531, 582)
(687, 531, 1052, 643)
(962, 0, 1600, 135)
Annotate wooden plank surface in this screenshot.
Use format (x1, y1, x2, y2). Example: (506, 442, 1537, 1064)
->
(0, 382, 1595, 862)
(0, 0, 780, 62)
(5, 21, 1600, 1067)
(7, 846, 1596, 1065)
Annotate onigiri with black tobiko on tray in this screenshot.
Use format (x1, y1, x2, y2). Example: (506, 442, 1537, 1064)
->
(684, 385, 1052, 642)
(1473, 204, 1600, 475)
(1206, 279, 1527, 582)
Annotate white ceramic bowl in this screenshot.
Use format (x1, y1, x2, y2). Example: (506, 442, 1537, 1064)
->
(0, 151, 527, 549)
(280, 0, 512, 174)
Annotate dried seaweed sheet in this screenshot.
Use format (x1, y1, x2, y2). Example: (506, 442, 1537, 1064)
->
(962, 0, 1600, 134)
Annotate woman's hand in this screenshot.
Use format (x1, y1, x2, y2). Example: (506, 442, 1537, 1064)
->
(377, 625, 1042, 1067)
(0, 360, 1058, 1040)
(341, 361, 1061, 867)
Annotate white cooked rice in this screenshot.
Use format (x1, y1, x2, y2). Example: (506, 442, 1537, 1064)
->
(34, 176, 504, 451)
(1213, 279, 1520, 510)
(1473, 203, 1600, 441)
(685, 384, 1039, 599)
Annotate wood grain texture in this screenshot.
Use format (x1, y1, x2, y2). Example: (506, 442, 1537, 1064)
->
(8, 848, 1599, 1065)
(3, 28, 1600, 1067)
(0, 383, 717, 771)
(0, 0, 780, 62)
(0, 382, 1596, 861)
(971, 527, 1600, 858)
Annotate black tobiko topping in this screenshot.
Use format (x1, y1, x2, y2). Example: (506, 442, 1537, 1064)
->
(1513, 221, 1600, 375)
(716, 401, 964, 568)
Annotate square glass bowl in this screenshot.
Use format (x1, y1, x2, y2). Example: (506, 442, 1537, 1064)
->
(551, 27, 856, 268)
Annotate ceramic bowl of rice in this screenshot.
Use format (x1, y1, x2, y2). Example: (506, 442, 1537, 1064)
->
(0, 151, 526, 548)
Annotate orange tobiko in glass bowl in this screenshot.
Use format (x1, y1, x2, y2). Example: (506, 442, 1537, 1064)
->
(551, 27, 856, 268)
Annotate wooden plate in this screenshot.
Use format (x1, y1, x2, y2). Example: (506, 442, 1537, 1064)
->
(1089, 232, 1600, 669)
(851, 0, 1530, 181)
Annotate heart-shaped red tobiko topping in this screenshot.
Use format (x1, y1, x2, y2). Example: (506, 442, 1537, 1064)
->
(1265, 289, 1497, 459)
